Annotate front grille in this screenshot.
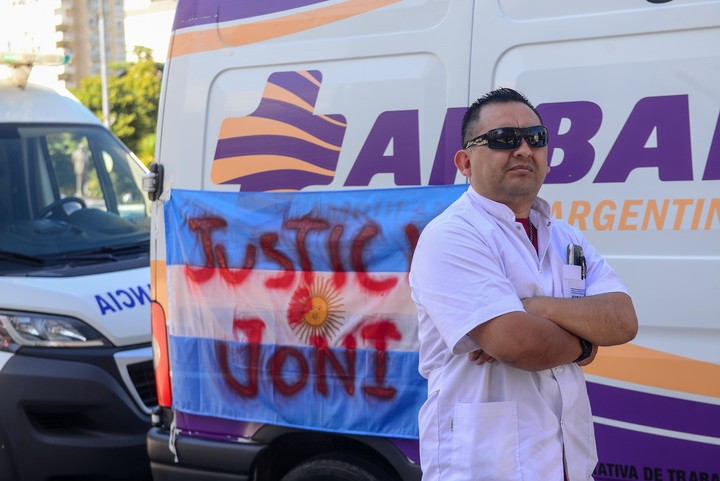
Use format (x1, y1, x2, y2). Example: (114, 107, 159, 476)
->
(127, 360, 158, 409)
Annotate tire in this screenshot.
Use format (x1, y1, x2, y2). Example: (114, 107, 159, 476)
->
(280, 452, 396, 481)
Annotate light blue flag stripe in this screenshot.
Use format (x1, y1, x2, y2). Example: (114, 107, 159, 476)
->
(164, 185, 465, 272)
(170, 335, 427, 438)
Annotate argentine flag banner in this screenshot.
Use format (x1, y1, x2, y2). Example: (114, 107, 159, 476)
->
(164, 184, 465, 438)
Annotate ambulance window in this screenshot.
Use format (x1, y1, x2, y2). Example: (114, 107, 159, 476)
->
(0, 137, 16, 223)
(47, 133, 108, 212)
(4, 124, 149, 255)
(96, 141, 150, 222)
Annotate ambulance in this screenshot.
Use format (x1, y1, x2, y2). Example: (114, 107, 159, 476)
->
(146, 1, 720, 480)
(0, 53, 154, 480)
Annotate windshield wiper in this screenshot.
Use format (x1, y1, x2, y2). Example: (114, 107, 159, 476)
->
(95, 242, 149, 255)
(45, 242, 149, 263)
(0, 249, 46, 265)
(49, 252, 119, 262)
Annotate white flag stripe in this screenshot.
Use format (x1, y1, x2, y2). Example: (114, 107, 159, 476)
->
(167, 266, 420, 351)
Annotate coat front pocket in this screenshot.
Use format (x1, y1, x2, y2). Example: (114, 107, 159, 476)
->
(450, 401, 522, 481)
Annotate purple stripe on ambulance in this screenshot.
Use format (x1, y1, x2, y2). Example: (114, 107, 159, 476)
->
(173, 411, 422, 464)
(594, 423, 719, 480)
(174, 0, 330, 29)
(220, 169, 333, 190)
(269, 70, 323, 108)
(587, 381, 720, 438)
(251, 102, 347, 144)
(214, 136, 340, 170)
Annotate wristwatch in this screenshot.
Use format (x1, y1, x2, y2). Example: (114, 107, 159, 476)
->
(574, 337, 593, 364)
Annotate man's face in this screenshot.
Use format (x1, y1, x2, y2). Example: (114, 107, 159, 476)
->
(455, 101, 549, 215)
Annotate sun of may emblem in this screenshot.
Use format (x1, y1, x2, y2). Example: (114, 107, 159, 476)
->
(287, 277, 345, 343)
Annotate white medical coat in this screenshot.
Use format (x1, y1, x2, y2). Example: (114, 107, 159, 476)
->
(409, 187, 629, 481)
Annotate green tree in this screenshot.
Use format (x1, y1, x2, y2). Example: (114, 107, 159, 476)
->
(72, 47, 162, 166)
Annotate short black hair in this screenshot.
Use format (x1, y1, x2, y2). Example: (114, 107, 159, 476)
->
(461, 87, 543, 147)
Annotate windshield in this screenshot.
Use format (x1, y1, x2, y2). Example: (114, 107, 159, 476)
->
(0, 123, 150, 271)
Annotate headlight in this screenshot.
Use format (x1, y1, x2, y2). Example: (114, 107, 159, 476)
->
(0, 311, 110, 349)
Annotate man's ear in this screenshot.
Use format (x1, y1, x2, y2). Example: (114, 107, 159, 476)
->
(454, 150, 471, 178)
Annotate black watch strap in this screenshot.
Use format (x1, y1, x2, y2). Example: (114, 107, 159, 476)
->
(573, 337, 593, 364)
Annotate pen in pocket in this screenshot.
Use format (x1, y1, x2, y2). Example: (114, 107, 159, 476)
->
(567, 244, 587, 279)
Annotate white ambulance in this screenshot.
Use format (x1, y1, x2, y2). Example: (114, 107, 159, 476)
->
(0, 53, 155, 480)
(146, 1, 720, 480)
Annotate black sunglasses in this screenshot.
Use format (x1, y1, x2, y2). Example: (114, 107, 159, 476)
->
(464, 125, 549, 150)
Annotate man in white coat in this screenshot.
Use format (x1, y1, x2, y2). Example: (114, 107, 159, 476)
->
(409, 87, 638, 481)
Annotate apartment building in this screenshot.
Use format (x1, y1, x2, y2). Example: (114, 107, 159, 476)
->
(0, 0, 174, 89)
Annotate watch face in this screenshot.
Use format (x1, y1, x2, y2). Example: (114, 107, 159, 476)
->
(576, 338, 592, 363)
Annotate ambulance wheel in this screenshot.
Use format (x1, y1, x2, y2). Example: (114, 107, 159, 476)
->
(280, 452, 396, 481)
